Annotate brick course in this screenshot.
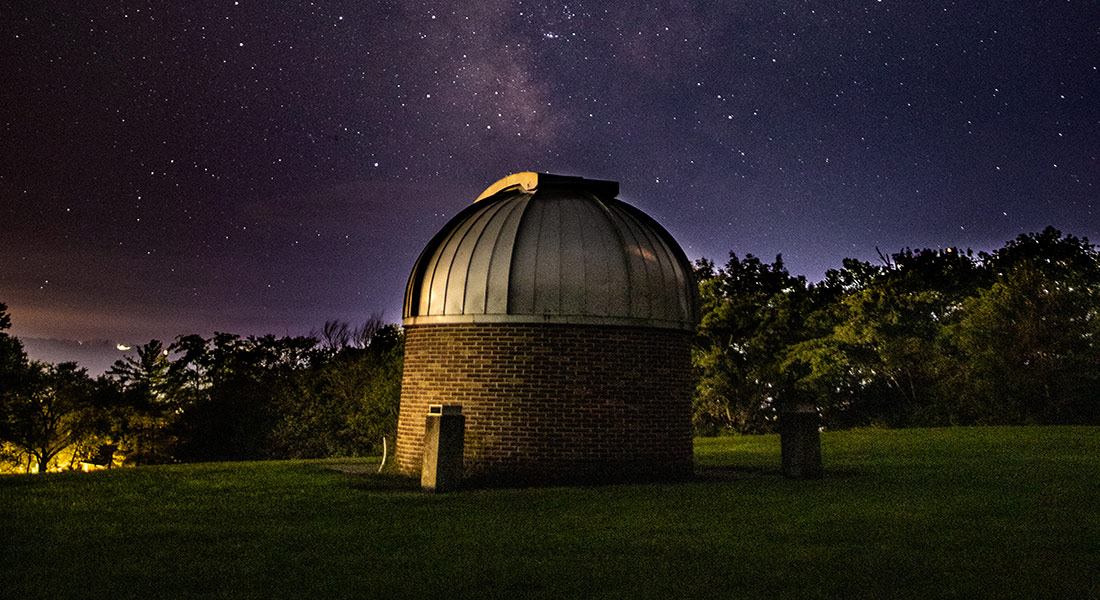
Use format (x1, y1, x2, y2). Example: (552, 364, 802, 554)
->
(395, 322, 693, 484)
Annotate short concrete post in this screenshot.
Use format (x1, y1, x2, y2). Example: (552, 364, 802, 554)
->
(421, 405, 465, 492)
(780, 403, 822, 479)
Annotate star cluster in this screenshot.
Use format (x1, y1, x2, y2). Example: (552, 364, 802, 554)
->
(1, 1, 1097, 351)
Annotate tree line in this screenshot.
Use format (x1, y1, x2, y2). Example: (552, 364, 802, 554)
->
(0, 312, 402, 473)
(693, 226, 1100, 433)
(2, 226, 1097, 473)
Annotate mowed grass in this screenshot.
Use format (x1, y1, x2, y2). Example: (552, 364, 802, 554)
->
(2, 427, 1098, 599)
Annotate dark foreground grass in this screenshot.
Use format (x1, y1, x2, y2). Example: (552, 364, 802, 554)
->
(2, 427, 1098, 599)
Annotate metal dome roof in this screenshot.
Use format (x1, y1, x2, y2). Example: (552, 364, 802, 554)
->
(403, 173, 698, 330)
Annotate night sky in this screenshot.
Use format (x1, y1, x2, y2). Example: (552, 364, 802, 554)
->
(2, 1, 1098, 369)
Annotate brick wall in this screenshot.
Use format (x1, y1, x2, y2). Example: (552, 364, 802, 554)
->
(395, 322, 694, 485)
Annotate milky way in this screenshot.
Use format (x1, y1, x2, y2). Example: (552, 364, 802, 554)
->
(2, 1, 1098, 355)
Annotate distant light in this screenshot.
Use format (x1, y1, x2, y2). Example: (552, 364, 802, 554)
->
(116, 344, 131, 351)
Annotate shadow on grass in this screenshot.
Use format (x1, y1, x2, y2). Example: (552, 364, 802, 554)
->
(0, 473, 42, 488)
(326, 462, 862, 496)
(317, 461, 422, 492)
(692, 464, 780, 481)
(695, 464, 863, 482)
(344, 471, 422, 492)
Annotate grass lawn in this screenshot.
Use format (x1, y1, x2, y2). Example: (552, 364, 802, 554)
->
(2, 426, 1098, 599)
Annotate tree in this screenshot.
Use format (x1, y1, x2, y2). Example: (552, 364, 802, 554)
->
(1, 362, 96, 472)
(0, 302, 27, 398)
(949, 228, 1100, 423)
(0, 302, 32, 470)
(784, 248, 984, 427)
(692, 254, 814, 433)
(318, 320, 352, 352)
(690, 230, 1100, 432)
(99, 323, 404, 463)
(1, 303, 98, 472)
(106, 340, 177, 464)
(314, 314, 386, 353)
(268, 324, 403, 458)
(169, 333, 318, 462)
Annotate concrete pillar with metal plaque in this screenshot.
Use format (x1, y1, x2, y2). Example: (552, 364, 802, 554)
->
(421, 404, 465, 492)
(780, 403, 823, 479)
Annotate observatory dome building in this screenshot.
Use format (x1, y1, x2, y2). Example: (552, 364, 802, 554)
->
(395, 172, 698, 484)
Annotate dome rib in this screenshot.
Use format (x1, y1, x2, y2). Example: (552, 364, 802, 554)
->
(618, 201, 694, 322)
(613, 207, 652, 319)
(532, 193, 562, 314)
(557, 193, 588, 315)
(430, 206, 477, 315)
(486, 193, 529, 314)
(618, 203, 676, 321)
(463, 193, 516, 314)
(403, 173, 698, 330)
(447, 196, 513, 315)
(404, 199, 489, 319)
(586, 197, 630, 317)
(507, 191, 539, 315)
(442, 203, 485, 315)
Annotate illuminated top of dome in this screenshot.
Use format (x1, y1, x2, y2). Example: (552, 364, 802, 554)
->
(403, 172, 698, 330)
